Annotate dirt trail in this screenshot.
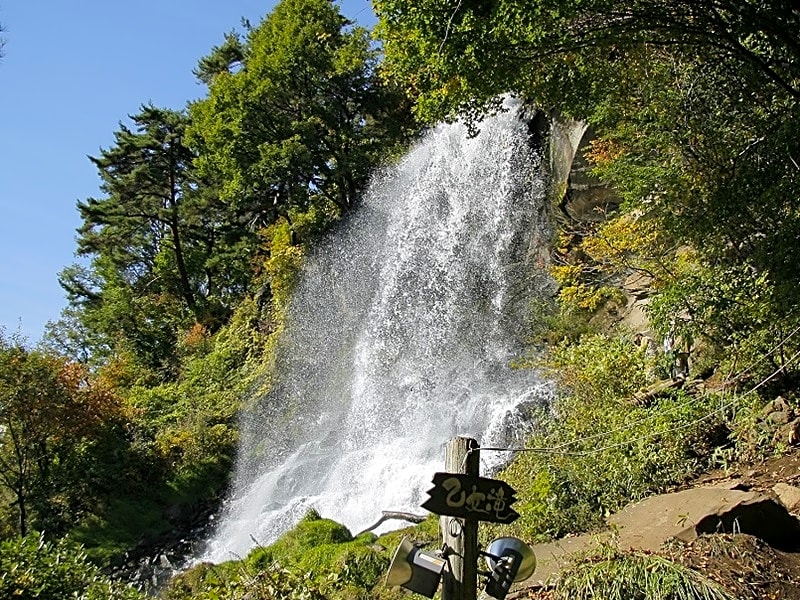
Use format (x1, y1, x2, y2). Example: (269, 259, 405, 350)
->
(513, 450, 800, 599)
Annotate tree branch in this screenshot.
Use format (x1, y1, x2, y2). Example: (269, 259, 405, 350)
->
(355, 510, 427, 536)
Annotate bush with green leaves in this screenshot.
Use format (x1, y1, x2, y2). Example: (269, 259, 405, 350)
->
(0, 533, 145, 600)
(495, 333, 731, 542)
(647, 263, 800, 393)
(164, 510, 391, 600)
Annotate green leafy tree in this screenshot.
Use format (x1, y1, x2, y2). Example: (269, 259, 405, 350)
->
(0, 336, 128, 536)
(42, 303, 108, 366)
(188, 0, 414, 232)
(59, 259, 187, 377)
(375, 0, 800, 124)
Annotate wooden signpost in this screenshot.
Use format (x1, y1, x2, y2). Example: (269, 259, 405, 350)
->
(421, 473, 519, 524)
(422, 437, 520, 600)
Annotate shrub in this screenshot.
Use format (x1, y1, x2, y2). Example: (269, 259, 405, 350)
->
(556, 542, 736, 600)
(164, 511, 390, 600)
(495, 333, 729, 542)
(0, 533, 145, 600)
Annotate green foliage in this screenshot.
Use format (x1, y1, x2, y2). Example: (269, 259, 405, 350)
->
(165, 561, 329, 600)
(164, 511, 389, 600)
(0, 533, 145, 600)
(39, 291, 276, 562)
(65, 277, 294, 564)
(261, 218, 307, 317)
(548, 333, 651, 403)
(582, 50, 800, 382)
(592, 52, 800, 254)
(246, 510, 353, 567)
(550, 262, 622, 313)
(59, 104, 256, 377)
(71, 496, 172, 565)
(534, 44, 800, 394)
(376, 0, 800, 126)
(193, 30, 245, 84)
(245, 510, 387, 596)
(53, 0, 415, 386)
(523, 296, 599, 350)
(497, 334, 728, 541)
(189, 0, 414, 227)
(556, 542, 736, 600)
(70, 328, 253, 561)
(646, 264, 796, 378)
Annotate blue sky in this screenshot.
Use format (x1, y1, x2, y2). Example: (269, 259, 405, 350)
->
(0, 0, 376, 344)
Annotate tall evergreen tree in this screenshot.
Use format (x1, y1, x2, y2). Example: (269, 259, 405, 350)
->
(79, 106, 198, 312)
(60, 106, 254, 374)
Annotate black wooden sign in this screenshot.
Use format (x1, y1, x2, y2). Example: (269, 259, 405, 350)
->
(421, 472, 519, 524)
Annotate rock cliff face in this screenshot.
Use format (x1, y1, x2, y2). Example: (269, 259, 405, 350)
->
(546, 115, 651, 335)
(547, 117, 621, 223)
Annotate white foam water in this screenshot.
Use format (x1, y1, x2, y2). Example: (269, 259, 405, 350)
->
(201, 101, 554, 563)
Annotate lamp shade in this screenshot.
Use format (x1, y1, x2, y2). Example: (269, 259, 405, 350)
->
(485, 537, 536, 582)
(386, 537, 446, 598)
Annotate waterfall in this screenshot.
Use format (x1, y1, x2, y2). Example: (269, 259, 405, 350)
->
(201, 101, 555, 563)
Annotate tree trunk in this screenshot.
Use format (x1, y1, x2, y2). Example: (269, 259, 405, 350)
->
(167, 155, 196, 312)
(17, 487, 27, 537)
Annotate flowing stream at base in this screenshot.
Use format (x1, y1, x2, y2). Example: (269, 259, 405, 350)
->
(201, 103, 555, 563)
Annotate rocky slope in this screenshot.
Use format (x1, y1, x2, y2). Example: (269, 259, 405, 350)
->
(514, 449, 800, 599)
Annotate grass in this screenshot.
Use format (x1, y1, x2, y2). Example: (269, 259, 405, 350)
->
(556, 543, 737, 600)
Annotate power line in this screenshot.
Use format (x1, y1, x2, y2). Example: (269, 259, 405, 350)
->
(721, 323, 800, 387)
(474, 342, 800, 459)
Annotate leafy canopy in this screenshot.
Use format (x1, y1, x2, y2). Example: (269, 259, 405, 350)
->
(376, 0, 800, 124)
(189, 0, 413, 229)
(0, 335, 128, 536)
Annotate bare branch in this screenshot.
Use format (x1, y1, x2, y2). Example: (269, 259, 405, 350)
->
(355, 510, 427, 536)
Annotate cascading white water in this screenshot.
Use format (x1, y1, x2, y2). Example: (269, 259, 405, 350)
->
(201, 101, 555, 563)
